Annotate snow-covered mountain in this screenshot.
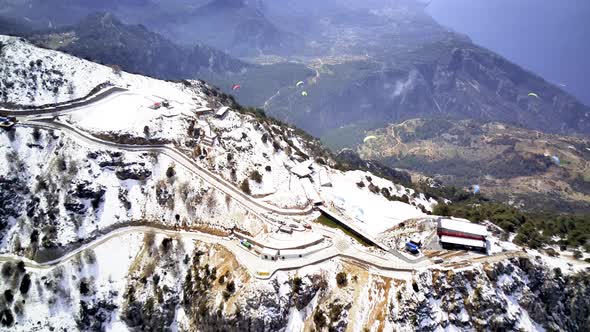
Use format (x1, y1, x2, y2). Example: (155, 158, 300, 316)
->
(0, 35, 588, 331)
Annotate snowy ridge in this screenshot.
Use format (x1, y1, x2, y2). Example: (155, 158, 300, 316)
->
(0, 35, 588, 331)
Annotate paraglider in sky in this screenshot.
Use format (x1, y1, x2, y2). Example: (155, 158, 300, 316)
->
(363, 135, 377, 143)
(551, 155, 560, 165)
(528, 92, 540, 99)
(472, 185, 481, 194)
(301, 91, 308, 96)
(231, 84, 241, 91)
(296, 81, 305, 87)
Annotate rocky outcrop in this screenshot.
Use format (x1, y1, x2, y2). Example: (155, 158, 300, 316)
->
(70, 180, 105, 209)
(391, 258, 590, 332)
(0, 176, 28, 240)
(115, 164, 152, 181)
(0, 176, 27, 220)
(170, 246, 589, 332)
(91, 151, 152, 181)
(64, 198, 86, 214)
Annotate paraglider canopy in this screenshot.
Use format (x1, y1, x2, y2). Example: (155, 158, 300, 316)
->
(551, 155, 560, 165)
(301, 91, 308, 96)
(528, 92, 540, 99)
(296, 81, 305, 87)
(472, 185, 481, 194)
(231, 84, 241, 91)
(363, 135, 377, 143)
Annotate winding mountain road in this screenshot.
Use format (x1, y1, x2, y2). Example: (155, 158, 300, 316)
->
(0, 221, 524, 280)
(0, 86, 527, 279)
(0, 85, 126, 117)
(0, 222, 427, 279)
(21, 119, 314, 220)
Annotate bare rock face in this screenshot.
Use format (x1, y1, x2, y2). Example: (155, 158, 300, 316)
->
(69, 180, 105, 209)
(391, 258, 590, 332)
(170, 255, 589, 332)
(291, 275, 324, 310)
(90, 150, 152, 181)
(64, 198, 86, 214)
(115, 164, 152, 181)
(0, 176, 27, 223)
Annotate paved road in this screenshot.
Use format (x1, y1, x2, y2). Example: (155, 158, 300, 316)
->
(0, 85, 126, 117)
(21, 119, 314, 218)
(2, 120, 529, 279)
(0, 221, 525, 279)
(0, 224, 420, 279)
(7, 121, 428, 277)
(0, 88, 530, 280)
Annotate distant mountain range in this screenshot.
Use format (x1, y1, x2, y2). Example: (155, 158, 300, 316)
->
(26, 13, 248, 79)
(149, 0, 304, 56)
(427, 0, 590, 106)
(270, 37, 590, 138)
(0, 0, 303, 56)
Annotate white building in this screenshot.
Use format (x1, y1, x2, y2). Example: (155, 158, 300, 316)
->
(260, 248, 279, 260)
(290, 160, 313, 178)
(437, 218, 488, 239)
(437, 218, 488, 251)
(301, 177, 322, 206)
(215, 106, 230, 118)
(194, 107, 212, 115)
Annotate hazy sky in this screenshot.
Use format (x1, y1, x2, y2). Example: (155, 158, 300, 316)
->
(427, 0, 590, 105)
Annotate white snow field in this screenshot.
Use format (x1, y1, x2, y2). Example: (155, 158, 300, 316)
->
(322, 170, 435, 236)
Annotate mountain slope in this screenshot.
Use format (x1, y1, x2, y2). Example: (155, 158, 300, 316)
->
(28, 12, 248, 80)
(427, 0, 590, 106)
(358, 118, 590, 213)
(0, 34, 589, 332)
(0, 0, 161, 28)
(264, 37, 590, 138)
(0, 15, 34, 35)
(151, 0, 303, 56)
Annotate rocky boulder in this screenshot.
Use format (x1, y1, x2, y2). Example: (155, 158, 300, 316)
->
(115, 164, 152, 181)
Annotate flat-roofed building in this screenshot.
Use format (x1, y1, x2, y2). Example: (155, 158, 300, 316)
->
(215, 106, 230, 118)
(438, 218, 488, 240)
(260, 248, 279, 260)
(279, 226, 293, 234)
(301, 177, 322, 206)
(290, 160, 313, 178)
(437, 218, 488, 252)
(194, 107, 212, 115)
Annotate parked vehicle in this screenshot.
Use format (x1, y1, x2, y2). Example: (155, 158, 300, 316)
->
(405, 242, 420, 254)
(0, 116, 16, 129)
(240, 239, 252, 249)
